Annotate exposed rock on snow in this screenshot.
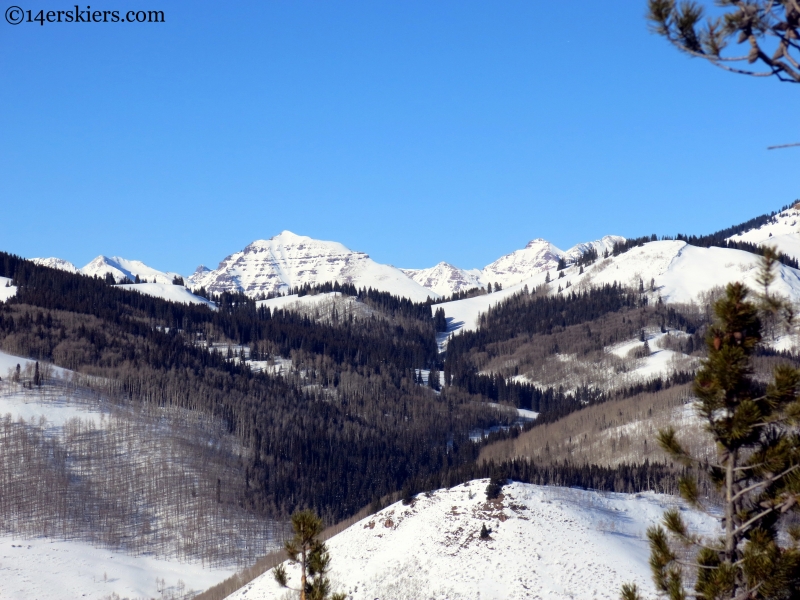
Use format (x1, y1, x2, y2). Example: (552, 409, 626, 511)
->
(402, 262, 484, 296)
(481, 238, 564, 289)
(226, 480, 717, 600)
(188, 231, 437, 302)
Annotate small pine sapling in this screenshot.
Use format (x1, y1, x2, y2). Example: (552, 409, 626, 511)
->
(273, 510, 346, 600)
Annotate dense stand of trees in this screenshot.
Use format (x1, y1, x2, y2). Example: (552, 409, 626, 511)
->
(0, 254, 510, 524)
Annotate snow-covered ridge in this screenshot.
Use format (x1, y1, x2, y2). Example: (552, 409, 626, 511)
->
(31, 257, 78, 273)
(80, 255, 183, 285)
(726, 205, 800, 263)
(227, 480, 717, 600)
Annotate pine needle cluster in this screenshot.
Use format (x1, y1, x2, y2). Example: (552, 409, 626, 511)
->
(623, 252, 800, 599)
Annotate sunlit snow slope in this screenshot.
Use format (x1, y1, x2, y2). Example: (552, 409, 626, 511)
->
(117, 282, 215, 307)
(727, 204, 800, 263)
(227, 480, 717, 600)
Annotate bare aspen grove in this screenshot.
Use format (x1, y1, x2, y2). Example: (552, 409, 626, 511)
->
(0, 373, 287, 567)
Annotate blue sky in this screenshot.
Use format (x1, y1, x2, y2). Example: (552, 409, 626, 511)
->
(1, 1, 798, 274)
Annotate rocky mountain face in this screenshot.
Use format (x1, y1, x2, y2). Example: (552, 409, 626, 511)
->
(188, 231, 437, 302)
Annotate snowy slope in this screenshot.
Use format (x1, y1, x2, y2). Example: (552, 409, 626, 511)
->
(80, 255, 182, 285)
(227, 480, 717, 600)
(0, 536, 234, 600)
(189, 231, 437, 302)
(0, 277, 16, 303)
(438, 239, 800, 335)
(257, 292, 342, 312)
(117, 282, 215, 307)
(563, 235, 626, 263)
(30, 257, 78, 273)
(727, 205, 800, 262)
(402, 262, 484, 296)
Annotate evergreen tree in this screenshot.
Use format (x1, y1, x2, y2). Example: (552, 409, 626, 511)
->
(33, 361, 40, 387)
(428, 366, 440, 391)
(622, 274, 800, 600)
(485, 476, 504, 500)
(545, 271, 551, 284)
(273, 510, 346, 600)
(646, 0, 800, 84)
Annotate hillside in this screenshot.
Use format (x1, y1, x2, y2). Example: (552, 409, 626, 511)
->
(438, 239, 800, 337)
(227, 480, 718, 600)
(727, 203, 800, 262)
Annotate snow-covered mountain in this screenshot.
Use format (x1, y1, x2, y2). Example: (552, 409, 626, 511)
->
(30, 257, 79, 273)
(727, 204, 800, 262)
(228, 480, 716, 600)
(403, 235, 627, 297)
(188, 231, 438, 303)
(80, 256, 182, 285)
(481, 238, 564, 289)
(439, 239, 800, 335)
(401, 262, 483, 296)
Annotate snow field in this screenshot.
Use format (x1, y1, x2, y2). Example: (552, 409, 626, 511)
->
(227, 480, 719, 600)
(117, 282, 215, 307)
(726, 206, 800, 262)
(0, 276, 17, 303)
(0, 536, 235, 600)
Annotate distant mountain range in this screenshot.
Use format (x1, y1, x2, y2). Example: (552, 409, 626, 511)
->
(27, 204, 800, 308)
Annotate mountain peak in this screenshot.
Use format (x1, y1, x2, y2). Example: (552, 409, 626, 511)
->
(188, 232, 435, 302)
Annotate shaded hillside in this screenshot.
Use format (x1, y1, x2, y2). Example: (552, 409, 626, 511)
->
(0, 253, 511, 522)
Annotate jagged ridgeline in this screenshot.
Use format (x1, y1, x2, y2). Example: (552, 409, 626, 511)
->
(0, 253, 512, 521)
